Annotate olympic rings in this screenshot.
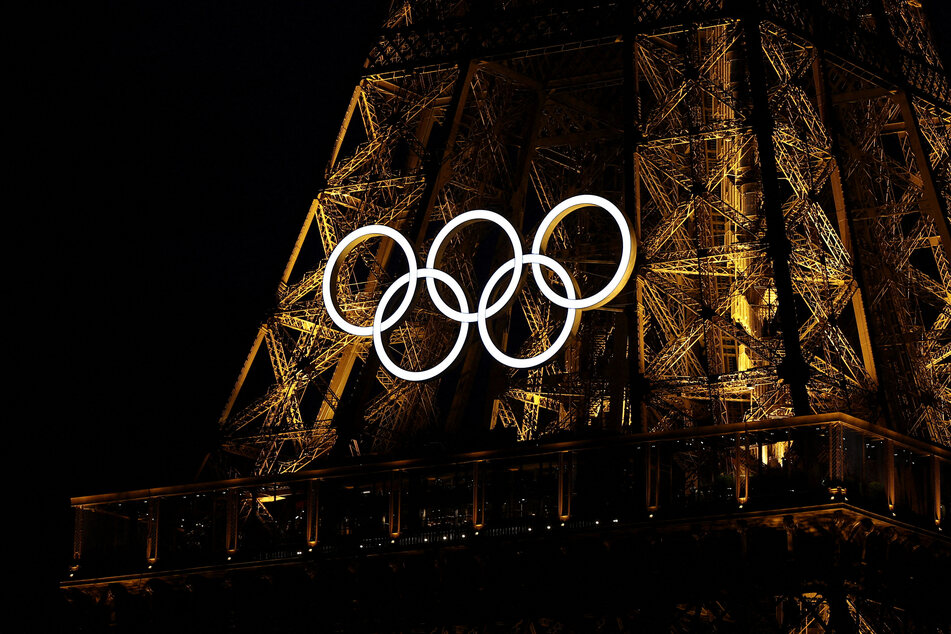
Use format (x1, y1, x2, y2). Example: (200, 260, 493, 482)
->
(322, 225, 417, 337)
(477, 254, 581, 369)
(374, 269, 470, 381)
(426, 210, 522, 322)
(322, 194, 636, 381)
(532, 194, 635, 310)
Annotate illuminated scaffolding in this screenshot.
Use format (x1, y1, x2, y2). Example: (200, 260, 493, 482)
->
(65, 2, 950, 631)
(217, 0, 950, 474)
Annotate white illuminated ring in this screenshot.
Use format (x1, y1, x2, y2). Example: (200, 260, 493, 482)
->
(477, 254, 581, 369)
(320, 195, 636, 380)
(531, 194, 635, 310)
(374, 269, 471, 382)
(322, 225, 417, 336)
(425, 210, 523, 322)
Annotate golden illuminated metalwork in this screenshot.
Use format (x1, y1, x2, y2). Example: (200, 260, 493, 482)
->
(216, 0, 950, 480)
(63, 2, 950, 631)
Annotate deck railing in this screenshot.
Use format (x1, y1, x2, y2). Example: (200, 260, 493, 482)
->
(68, 414, 948, 580)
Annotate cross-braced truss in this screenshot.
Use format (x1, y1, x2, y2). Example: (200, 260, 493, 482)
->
(216, 0, 950, 475)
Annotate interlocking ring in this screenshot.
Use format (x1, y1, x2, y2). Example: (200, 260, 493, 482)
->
(322, 225, 417, 337)
(323, 194, 636, 381)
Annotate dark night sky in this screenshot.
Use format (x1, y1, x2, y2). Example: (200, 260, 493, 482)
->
(47, 1, 385, 498)
(43, 1, 949, 500)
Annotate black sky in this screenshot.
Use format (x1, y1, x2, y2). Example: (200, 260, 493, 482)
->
(45, 2, 950, 501)
(49, 1, 384, 497)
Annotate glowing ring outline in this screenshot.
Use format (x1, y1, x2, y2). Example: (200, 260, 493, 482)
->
(322, 225, 417, 336)
(531, 194, 635, 310)
(425, 210, 523, 323)
(477, 254, 580, 370)
(321, 195, 636, 380)
(373, 269, 471, 382)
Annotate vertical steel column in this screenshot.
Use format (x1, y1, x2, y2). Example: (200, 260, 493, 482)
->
(558, 452, 573, 521)
(885, 439, 896, 513)
(305, 480, 319, 547)
(225, 489, 239, 555)
(933, 456, 942, 528)
(625, 5, 648, 433)
(472, 461, 486, 530)
(829, 423, 845, 497)
(388, 471, 402, 538)
(146, 498, 159, 565)
(72, 507, 83, 572)
(742, 15, 811, 415)
(646, 445, 660, 514)
(736, 434, 750, 506)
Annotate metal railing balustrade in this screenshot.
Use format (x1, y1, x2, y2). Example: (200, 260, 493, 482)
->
(67, 414, 948, 581)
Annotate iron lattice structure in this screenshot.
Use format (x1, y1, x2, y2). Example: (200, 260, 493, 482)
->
(63, 3, 951, 630)
(217, 0, 950, 477)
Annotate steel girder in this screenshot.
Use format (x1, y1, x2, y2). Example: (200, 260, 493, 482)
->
(217, 0, 950, 475)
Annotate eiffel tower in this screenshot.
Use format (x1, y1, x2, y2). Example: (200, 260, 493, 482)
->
(65, 1, 950, 631)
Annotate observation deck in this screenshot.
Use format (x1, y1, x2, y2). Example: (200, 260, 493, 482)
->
(63, 413, 949, 628)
